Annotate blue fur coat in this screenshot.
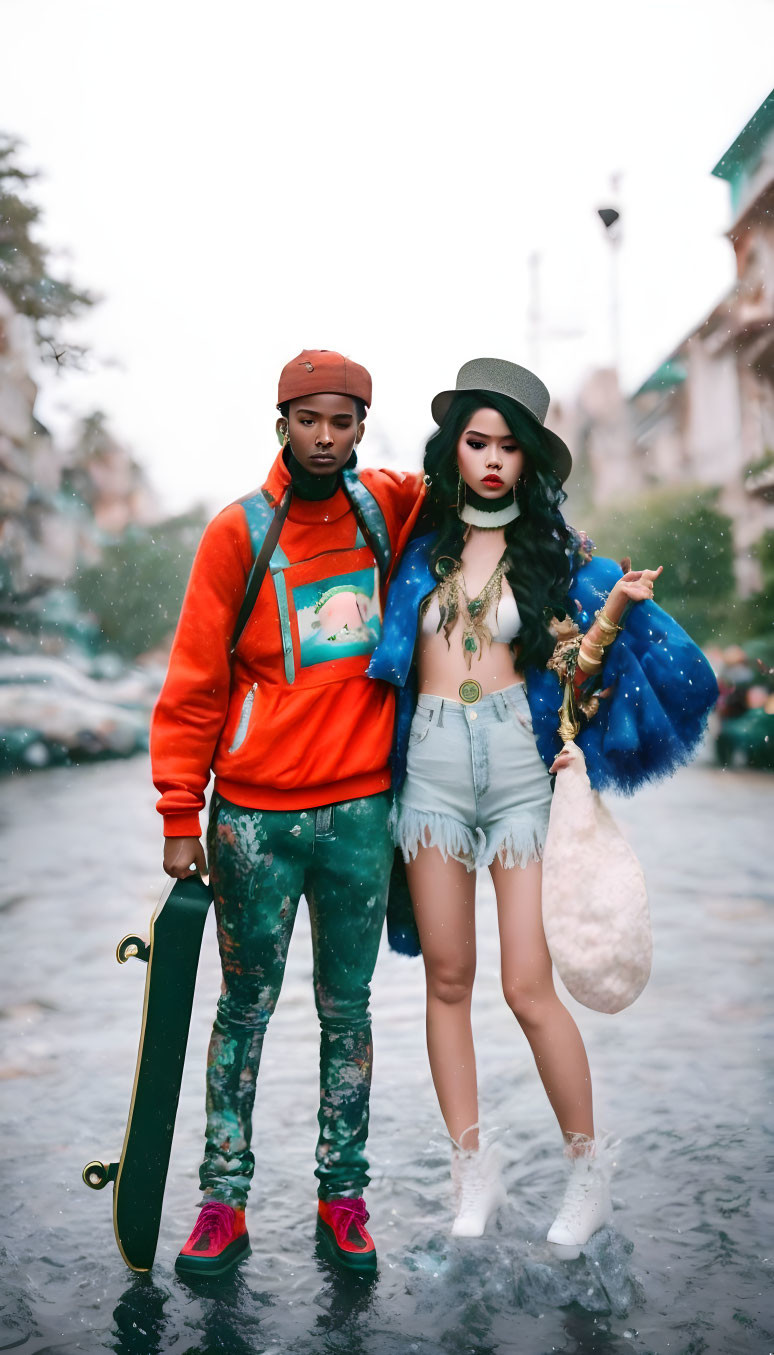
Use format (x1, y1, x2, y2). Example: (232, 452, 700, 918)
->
(368, 532, 718, 798)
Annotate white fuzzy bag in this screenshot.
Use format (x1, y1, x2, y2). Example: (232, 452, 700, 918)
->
(541, 740, 652, 1013)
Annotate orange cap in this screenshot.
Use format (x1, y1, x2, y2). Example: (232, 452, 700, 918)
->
(277, 349, 372, 409)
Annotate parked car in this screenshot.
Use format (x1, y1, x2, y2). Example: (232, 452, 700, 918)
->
(0, 655, 157, 711)
(0, 657, 150, 772)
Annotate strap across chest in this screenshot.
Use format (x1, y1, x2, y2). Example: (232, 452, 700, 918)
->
(232, 477, 392, 684)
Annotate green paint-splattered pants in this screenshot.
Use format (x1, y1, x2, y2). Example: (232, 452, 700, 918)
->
(201, 791, 393, 1205)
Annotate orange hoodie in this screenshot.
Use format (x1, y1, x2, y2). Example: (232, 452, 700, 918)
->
(151, 452, 424, 837)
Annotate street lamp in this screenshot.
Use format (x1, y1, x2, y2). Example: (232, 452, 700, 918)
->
(597, 195, 622, 375)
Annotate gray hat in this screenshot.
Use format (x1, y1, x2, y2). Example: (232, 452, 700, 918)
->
(431, 357, 572, 484)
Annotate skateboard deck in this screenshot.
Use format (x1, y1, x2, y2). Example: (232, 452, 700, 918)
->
(83, 873, 213, 1271)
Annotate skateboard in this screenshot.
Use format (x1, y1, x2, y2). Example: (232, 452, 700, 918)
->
(83, 873, 213, 1272)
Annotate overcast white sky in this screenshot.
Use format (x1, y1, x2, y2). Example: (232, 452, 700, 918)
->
(4, 0, 774, 513)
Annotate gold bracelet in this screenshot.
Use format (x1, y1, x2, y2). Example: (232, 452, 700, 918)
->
(580, 637, 605, 661)
(577, 647, 603, 675)
(593, 629, 617, 651)
(580, 655, 604, 672)
(595, 608, 622, 640)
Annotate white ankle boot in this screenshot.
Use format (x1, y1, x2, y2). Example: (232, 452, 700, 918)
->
(450, 1138, 505, 1238)
(546, 1138, 612, 1259)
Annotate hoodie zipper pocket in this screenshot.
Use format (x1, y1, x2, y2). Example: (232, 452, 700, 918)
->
(229, 682, 258, 752)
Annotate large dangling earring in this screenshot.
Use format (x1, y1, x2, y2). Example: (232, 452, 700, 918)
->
(457, 472, 467, 518)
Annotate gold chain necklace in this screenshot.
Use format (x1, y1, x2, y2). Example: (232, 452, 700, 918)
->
(430, 557, 506, 669)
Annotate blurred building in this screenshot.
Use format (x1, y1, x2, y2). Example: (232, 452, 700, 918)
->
(0, 285, 159, 649)
(551, 368, 633, 516)
(566, 90, 774, 596)
(629, 90, 774, 594)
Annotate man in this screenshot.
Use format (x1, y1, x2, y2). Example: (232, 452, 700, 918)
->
(151, 349, 423, 1275)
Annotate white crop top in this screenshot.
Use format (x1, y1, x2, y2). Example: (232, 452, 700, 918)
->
(421, 582, 522, 645)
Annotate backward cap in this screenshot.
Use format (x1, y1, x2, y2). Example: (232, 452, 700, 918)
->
(277, 348, 372, 408)
(430, 356, 572, 484)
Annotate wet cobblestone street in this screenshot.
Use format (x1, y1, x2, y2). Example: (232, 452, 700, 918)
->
(0, 753, 772, 1354)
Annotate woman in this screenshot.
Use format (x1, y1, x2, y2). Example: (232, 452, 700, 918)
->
(368, 358, 718, 1255)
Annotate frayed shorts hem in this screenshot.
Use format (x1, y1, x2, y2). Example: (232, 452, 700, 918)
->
(390, 801, 549, 873)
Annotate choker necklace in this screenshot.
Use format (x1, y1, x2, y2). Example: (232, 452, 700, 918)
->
(460, 499, 521, 528)
(457, 476, 521, 529)
(459, 496, 521, 529)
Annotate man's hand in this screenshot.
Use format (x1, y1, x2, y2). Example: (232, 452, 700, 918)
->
(163, 836, 208, 879)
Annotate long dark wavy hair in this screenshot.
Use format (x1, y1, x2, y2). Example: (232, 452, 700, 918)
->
(421, 390, 573, 670)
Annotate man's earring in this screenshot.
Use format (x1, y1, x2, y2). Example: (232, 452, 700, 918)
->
(277, 423, 289, 449)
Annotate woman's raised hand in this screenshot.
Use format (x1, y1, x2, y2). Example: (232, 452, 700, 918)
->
(606, 565, 663, 621)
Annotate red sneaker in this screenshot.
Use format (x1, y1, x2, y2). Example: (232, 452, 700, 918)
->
(175, 1202, 250, 1276)
(316, 1197, 377, 1272)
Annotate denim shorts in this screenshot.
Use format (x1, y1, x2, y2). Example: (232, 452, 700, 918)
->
(391, 683, 553, 873)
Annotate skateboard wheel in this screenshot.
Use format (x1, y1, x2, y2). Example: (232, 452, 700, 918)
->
(83, 1160, 112, 1189)
(117, 934, 150, 964)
